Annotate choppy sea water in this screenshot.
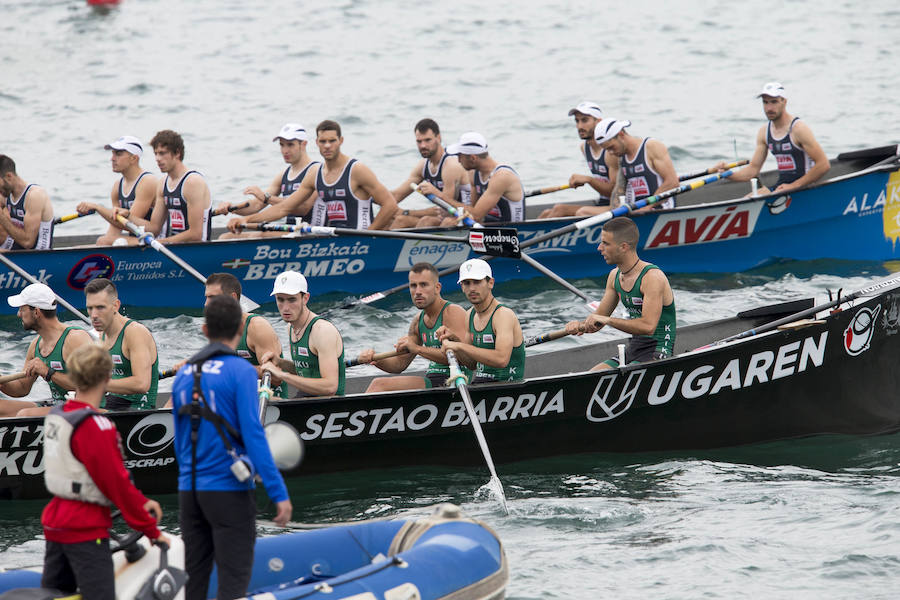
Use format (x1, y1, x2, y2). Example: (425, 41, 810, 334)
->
(2, 0, 899, 597)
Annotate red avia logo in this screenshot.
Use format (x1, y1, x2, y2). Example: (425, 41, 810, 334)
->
(644, 202, 764, 249)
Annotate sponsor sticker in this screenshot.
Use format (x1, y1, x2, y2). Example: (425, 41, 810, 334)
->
(168, 210, 185, 231)
(629, 177, 650, 198)
(644, 201, 765, 249)
(776, 154, 796, 171)
(844, 305, 880, 356)
(67, 254, 115, 290)
(326, 201, 347, 221)
(222, 258, 250, 269)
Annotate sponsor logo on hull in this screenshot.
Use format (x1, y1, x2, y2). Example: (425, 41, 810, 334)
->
(644, 202, 765, 250)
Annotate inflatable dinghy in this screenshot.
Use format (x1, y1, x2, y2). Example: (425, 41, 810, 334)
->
(0, 504, 507, 600)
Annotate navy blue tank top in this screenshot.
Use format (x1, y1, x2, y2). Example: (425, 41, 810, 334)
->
(767, 118, 812, 187)
(3, 184, 53, 250)
(622, 138, 670, 208)
(164, 170, 211, 240)
(473, 166, 525, 223)
(281, 161, 319, 224)
(422, 152, 449, 191)
(118, 172, 154, 218)
(311, 159, 372, 229)
(584, 143, 610, 202)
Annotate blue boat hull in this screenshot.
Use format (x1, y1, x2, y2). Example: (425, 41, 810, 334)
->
(0, 505, 508, 600)
(2, 162, 898, 316)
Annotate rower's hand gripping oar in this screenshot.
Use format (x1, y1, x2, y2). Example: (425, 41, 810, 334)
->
(53, 209, 95, 225)
(115, 215, 260, 312)
(524, 184, 571, 198)
(523, 168, 739, 250)
(345, 348, 409, 368)
(445, 350, 510, 515)
(410, 183, 483, 228)
(258, 371, 304, 472)
(212, 201, 252, 216)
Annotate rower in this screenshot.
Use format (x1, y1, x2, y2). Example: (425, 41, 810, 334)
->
(438, 258, 526, 383)
(259, 270, 347, 397)
(0, 154, 54, 251)
(204, 272, 289, 396)
(576, 117, 679, 216)
(227, 120, 398, 233)
(358, 262, 469, 392)
(84, 278, 159, 410)
(388, 118, 472, 229)
(0, 283, 93, 417)
(443, 132, 525, 226)
(117, 129, 211, 244)
(77, 136, 157, 245)
(218, 122, 320, 239)
(565, 216, 676, 369)
(715, 82, 830, 194)
(539, 101, 619, 218)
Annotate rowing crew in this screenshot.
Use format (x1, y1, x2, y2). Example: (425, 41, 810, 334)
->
(0, 215, 676, 416)
(0, 80, 829, 252)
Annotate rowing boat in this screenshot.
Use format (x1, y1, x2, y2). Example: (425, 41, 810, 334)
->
(4, 276, 898, 501)
(0, 145, 897, 317)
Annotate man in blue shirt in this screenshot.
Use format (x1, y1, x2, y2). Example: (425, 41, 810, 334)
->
(172, 295, 292, 600)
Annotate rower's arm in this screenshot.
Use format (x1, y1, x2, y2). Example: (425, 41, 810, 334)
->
(583, 152, 619, 197)
(159, 175, 209, 243)
(106, 325, 156, 395)
(776, 122, 830, 191)
(0, 340, 38, 397)
(1, 187, 49, 248)
(447, 307, 517, 369)
(434, 159, 465, 208)
(390, 163, 422, 202)
(603, 270, 668, 336)
(468, 170, 514, 222)
(417, 304, 469, 366)
(648, 140, 679, 194)
(725, 127, 768, 182)
(129, 174, 158, 228)
(355, 163, 398, 230)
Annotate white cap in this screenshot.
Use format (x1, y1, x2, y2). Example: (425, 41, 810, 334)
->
(757, 81, 786, 98)
(104, 135, 143, 157)
(567, 101, 603, 119)
(594, 118, 631, 145)
(273, 123, 308, 142)
(457, 258, 493, 283)
(271, 270, 308, 295)
(8, 283, 57, 310)
(447, 132, 488, 156)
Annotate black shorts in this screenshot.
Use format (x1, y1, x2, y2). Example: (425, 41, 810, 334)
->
(602, 336, 670, 368)
(42, 538, 115, 600)
(425, 373, 448, 389)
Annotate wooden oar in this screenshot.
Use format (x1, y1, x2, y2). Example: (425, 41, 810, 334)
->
(241, 222, 469, 244)
(524, 184, 570, 198)
(521, 168, 739, 250)
(159, 366, 179, 380)
(445, 349, 509, 515)
(0, 253, 96, 332)
(524, 328, 575, 347)
(52, 209, 95, 225)
(115, 215, 260, 312)
(677, 160, 748, 182)
(212, 201, 252, 216)
(523, 161, 748, 200)
(411, 183, 483, 228)
(0, 372, 27, 384)
(345, 349, 408, 368)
